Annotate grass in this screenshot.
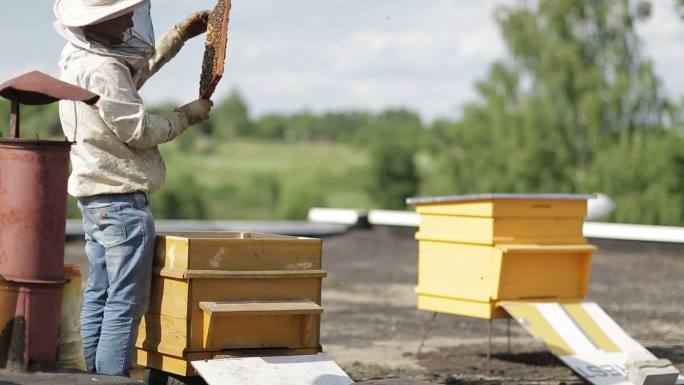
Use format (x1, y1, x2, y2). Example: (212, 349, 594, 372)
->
(157, 139, 373, 219)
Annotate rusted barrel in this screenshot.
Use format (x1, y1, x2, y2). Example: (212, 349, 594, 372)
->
(0, 280, 64, 370)
(0, 71, 99, 371)
(0, 140, 71, 282)
(0, 139, 71, 370)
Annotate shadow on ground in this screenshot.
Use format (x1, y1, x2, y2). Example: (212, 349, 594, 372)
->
(646, 345, 684, 364)
(491, 351, 563, 367)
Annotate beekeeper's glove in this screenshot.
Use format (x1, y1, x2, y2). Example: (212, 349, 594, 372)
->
(176, 99, 213, 126)
(178, 11, 211, 41)
(133, 11, 211, 89)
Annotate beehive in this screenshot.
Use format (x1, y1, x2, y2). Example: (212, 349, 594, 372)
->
(135, 232, 325, 376)
(408, 194, 596, 320)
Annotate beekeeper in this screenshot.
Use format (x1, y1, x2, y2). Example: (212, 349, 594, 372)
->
(53, 0, 212, 376)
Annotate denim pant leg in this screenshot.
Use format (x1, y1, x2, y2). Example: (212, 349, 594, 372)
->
(78, 193, 155, 376)
(79, 227, 108, 373)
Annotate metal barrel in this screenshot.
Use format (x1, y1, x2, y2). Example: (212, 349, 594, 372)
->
(0, 280, 64, 370)
(0, 139, 71, 370)
(0, 140, 71, 281)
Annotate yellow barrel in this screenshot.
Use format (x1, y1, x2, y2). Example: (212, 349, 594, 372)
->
(58, 263, 86, 370)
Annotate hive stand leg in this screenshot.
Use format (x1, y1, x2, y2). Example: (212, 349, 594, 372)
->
(416, 312, 438, 357)
(486, 319, 492, 375)
(506, 317, 511, 354)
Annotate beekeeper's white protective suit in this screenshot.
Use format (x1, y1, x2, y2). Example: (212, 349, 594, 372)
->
(53, 0, 212, 376)
(55, 0, 211, 196)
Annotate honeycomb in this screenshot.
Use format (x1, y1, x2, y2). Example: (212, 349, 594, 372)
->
(200, 0, 231, 99)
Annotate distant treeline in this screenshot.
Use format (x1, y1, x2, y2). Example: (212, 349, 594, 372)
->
(2, 0, 684, 225)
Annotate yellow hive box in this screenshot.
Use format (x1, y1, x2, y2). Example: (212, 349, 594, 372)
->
(408, 194, 596, 320)
(135, 232, 325, 376)
(415, 195, 588, 245)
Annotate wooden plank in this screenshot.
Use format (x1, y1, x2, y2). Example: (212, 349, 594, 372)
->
(199, 300, 322, 316)
(416, 291, 508, 319)
(187, 238, 322, 271)
(419, 215, 494, 244)
(160, 231, 248, 239)
(184, 269, 327, 279)
(495, 251, 592, 300)
(154, 268, 327, 280)
(135, 349, 211, 376)
(416, 201, 494, 217)
(187, 277, 324, 346)
(201, 313, 319, 351)
(212, 347, 322, 358)
(416, 241, 493, 302)
(416, 199, 587, 218)
(418, 215, 586, 245)
(136, 313, 189, 358)
(147, 276, 189, 318)
(154, 236, 190, 270)
(189, 307, 321, 352)
(190, 278, 323, 304)
(496, 244, 597, 253)
(492, 199, 587, 218)
(135, 347, 323, 377)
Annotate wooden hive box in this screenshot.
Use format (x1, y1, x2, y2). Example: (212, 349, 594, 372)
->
(408, 194, 596, 320)
(135, 232, 325, 376)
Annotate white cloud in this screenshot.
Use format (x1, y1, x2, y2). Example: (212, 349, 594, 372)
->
(637, 0, 684, 100)
(0, 1, 682, 121)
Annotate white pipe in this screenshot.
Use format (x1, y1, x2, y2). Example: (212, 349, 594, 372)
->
(307, 208, 362, 225)
(367, 210, 420, 227)
(366, 209, 684, 244)
(583, 222, 684, 243)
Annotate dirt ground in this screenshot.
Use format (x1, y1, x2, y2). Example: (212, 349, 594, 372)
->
(64, 227, 684, 385)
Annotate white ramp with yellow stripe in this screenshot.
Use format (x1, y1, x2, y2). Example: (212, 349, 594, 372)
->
(502, 302, 684, 385)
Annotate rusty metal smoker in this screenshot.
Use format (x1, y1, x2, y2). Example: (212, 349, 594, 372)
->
(0, 71, 98, 371)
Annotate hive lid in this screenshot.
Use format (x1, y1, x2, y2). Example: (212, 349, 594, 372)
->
(0, 71, 99, 106)
(406, 193, 596, 205)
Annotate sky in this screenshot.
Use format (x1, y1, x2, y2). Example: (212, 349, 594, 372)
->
(1, 0, 683, 122)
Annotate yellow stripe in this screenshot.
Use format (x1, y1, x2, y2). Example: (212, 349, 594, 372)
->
(504, 303, 574, 356)
(563, 303, 621, 353)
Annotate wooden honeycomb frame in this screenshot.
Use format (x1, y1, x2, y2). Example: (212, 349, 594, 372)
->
(200, 0, 232, 99)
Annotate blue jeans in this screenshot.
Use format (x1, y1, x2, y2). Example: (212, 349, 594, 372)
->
(78, 193, 155, 376)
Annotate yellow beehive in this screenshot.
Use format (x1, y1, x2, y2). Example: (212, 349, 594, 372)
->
(134, 232, 325, 376)
(408, 194, 596, 320)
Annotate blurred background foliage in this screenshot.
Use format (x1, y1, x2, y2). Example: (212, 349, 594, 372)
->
(1, 0, 683, 224)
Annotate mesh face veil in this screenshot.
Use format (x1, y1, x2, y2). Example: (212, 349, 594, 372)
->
(55, 2, 155, 60)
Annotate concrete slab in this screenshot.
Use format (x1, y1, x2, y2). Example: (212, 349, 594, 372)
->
(356, 381, 434, 385)
(66, 219, 350, 239)
(191, 354, 353, 385)
(0, 370, 140, 385)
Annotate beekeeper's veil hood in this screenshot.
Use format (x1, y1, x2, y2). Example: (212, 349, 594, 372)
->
(53, 0, 155, 60)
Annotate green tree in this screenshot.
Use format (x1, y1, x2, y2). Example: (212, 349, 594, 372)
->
(209, 89, 253, 139)
(500, 0, 666, 187)
(434, 0, 679, 223)
(366, 109, 422, 209)
(152, 173, 207, 219)
(586, 131, 684, 225)
(276, 180, 326, 219)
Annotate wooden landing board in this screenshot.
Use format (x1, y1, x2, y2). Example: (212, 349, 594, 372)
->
(192, 353, 353, 385)
(502, 302, 684, 385)
(200, 299, 323, 316)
